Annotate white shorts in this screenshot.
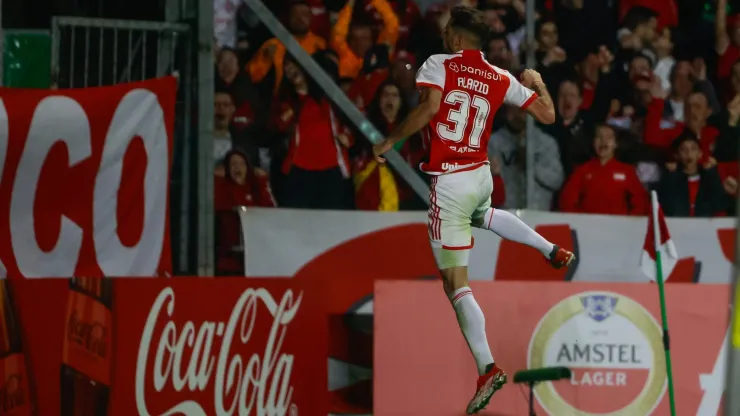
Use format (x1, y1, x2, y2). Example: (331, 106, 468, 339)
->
(428, 164, 493, 269)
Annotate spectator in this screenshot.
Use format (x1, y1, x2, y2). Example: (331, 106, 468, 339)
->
(390, 50, 419, 105)
(214, 149, 276, 275)
(559, 124, 648, 215)
(618, 6, 658, 52)
(215, 149, 277, 210)
(273, 51, 353, 209)
(216, 48, 253, 102)
(247, 0, 327, 94)
(348, 44, 392, 110)
(662, 59, 720, 123)
(332, 0, 399, 78)
(364, 80, 426, 210)
(535, 19, 567, 69)
(213, 90, 257, 175)
(364, 0, 423, 51)
(619, 1, 678, 33)
(486, 32, 516, 72)
(489, 105, 564, 210)
(644, 81, 720, 162)
(541, 46, 614, 175)
(658, 134, 726, 217)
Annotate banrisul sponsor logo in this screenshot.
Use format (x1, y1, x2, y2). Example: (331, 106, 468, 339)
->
(528, 292, 666, 415)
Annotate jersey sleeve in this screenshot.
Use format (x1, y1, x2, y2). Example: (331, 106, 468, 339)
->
(503, 71, 538, 109)
(416, 55, 446, 91)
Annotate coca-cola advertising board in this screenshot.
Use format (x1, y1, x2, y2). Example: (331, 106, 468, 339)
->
(0, 77, 175, 278)
(4, 277, 327, 416)
(374, 280, 730, 416)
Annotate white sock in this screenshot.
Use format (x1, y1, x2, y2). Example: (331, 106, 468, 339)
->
(450, 287, 494, 376)
(482, 208, 554, 257)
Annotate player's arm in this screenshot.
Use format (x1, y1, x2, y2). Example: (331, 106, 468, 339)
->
(526, 80, 556, 125)
(373, 86, 442, 162)
(505, 68, 556, 125)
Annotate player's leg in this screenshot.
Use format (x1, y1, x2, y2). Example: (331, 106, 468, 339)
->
(437, 261, 493, 376)
(472, 206, 574, 268)
(429, 173, 505, 414)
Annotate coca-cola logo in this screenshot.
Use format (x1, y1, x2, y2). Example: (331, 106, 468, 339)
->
(135, 287, 302, 416)
(0, 374, 27, 411)
(67, 310, 109, 358)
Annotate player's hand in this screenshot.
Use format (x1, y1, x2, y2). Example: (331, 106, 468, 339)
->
(520, 69, 543, 88)
(373, 140, 393, 164)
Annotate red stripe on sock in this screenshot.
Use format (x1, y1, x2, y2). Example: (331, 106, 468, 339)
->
(451, 290, 472, 304)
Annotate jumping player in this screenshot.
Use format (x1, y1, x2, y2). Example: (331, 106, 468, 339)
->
(372, 6, 575, 414)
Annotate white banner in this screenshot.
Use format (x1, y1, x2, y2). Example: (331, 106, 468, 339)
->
(242, 208, 736, 283)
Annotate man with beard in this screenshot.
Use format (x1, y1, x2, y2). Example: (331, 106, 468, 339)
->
(489, 105, 564, 210)
(247, 0, 326, 93)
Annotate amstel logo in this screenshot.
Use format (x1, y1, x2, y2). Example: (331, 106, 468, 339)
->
(528, 292, 666, 415)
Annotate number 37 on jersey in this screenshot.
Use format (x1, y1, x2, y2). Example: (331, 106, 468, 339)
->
(415, 50, 538, 174)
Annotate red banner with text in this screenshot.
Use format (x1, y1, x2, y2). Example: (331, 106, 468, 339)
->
(1, 277, 327, 416)
(0, 78, 175, 278)
(375, 281, 729, 416)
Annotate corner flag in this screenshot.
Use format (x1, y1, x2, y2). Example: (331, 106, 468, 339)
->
(643, 190, 678, 416)
(640, 193, 679, 281)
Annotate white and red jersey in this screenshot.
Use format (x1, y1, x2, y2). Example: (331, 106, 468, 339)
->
(416, 50, 538, 175)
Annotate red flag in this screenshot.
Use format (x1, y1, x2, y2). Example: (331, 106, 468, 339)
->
(641, 202, 679, 281)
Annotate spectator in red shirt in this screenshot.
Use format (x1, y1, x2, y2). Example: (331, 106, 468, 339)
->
(214, 149, 276, 275)
(273, 51, 353, 209)
(644, 81, 719, 162)
(559, 124, 648, 215)
(658, 134, 726, 217)
(215, 149, 277, 210)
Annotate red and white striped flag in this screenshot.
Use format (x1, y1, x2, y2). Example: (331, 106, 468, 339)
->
(640, 191, 679, 281)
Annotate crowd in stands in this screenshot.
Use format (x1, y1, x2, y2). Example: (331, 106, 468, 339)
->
(212, 0, 740, 272)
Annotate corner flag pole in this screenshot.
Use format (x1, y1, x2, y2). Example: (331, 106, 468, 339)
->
(650, 190, 677, 416)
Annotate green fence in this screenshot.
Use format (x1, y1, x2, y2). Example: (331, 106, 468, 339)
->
(3, 30, 51, 88)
